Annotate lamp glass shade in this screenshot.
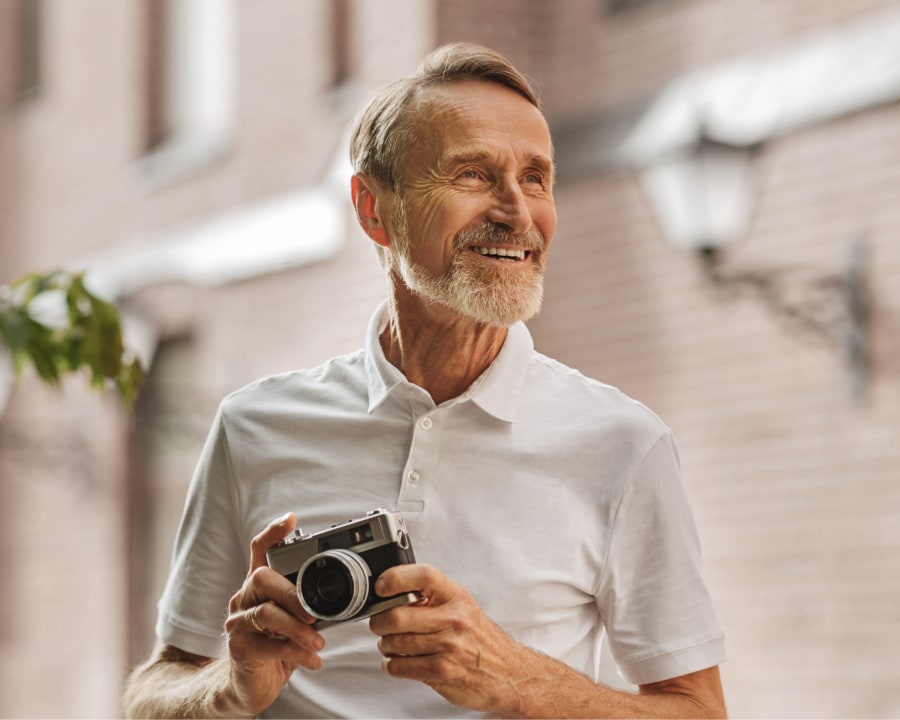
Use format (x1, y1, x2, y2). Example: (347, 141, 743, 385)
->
(640, 141, 755, 250)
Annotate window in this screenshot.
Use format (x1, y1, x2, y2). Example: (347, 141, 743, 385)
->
(141, 0, 237, 184)
(142, 0, 168, 151)
(330, 0, 351, 89)
(605, 0, 674, 16)
(125, 336, 208, 666)
(9, 0, 41, 103)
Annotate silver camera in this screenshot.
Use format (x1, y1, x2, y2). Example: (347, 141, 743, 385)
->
(266, 508, 418, 628)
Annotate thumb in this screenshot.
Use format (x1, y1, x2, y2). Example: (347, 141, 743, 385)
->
(248, 512, 297, 574)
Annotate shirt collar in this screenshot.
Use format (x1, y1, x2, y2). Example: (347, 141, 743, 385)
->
(365, 301, 405, 414)
(364, 301, 533, 423)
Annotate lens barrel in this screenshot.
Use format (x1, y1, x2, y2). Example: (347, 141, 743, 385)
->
(297, 549, 371, 621)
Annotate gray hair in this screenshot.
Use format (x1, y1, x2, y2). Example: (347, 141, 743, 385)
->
(349, 43, 541, 191)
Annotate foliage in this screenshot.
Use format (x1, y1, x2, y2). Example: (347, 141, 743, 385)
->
(0, 270, 144, 406)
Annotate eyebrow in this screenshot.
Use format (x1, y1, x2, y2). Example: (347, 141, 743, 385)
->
(440, 148, 556, 175)
(526, 153, 556, 175)
(441, 149, 492, 170)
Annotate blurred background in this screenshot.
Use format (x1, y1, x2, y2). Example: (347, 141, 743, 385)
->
(1, 0, 899, 716)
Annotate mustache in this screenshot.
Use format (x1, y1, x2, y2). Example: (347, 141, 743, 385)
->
(455, 222, 545, 252)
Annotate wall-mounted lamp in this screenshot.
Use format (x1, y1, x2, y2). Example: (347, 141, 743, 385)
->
(639, 137, 758, 251)
(639, 135, 868, 400)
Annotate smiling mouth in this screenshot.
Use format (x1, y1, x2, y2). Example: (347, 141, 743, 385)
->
(470, 246, 530, 261)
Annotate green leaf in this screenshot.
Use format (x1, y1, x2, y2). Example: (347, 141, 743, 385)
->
(0, 270, 145, 406)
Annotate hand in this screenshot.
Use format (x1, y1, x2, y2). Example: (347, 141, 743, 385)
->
(369, 564, 524, 715)
(222, 513, 326, 716)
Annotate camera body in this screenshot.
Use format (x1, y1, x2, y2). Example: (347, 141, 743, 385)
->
(266, 508, 418, 629)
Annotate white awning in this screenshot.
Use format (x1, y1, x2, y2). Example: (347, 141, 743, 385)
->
(83, 185, 346, 298)
(83, 133, 353, 298)
(621, 7, 900, 163)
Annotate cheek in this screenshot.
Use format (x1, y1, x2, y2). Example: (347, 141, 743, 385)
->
(535, 202, 557, 249)
(408, 190, 475, 247)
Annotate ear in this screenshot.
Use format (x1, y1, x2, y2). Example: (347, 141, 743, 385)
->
(351, 173, 391, 248)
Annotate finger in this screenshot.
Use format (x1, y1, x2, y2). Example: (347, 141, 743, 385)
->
(246, 601, 326, 654)
(232, 566, 317, 625)
(378, 629, 456, 658)
(375, 563, 454, 604)
(369, 601, 448, 637)
(381, 652, 462, 684)
(227, 614, 324, 671)
(249, 512, 297, 574)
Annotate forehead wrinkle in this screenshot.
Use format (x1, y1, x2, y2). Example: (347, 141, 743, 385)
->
(399, 93, 469, 181)
(404, 82, 554, 183)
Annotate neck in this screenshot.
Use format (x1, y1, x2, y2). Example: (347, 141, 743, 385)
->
(381, 281, 508, 406)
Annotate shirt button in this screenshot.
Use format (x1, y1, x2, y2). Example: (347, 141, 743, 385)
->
(419, 417, 433, 430)
(407, 470, 421, 484)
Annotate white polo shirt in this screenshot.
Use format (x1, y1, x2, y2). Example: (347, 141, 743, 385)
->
(157, 302, 725, 718)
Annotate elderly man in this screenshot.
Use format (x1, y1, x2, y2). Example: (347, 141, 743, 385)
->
(124, 44, 726, 718)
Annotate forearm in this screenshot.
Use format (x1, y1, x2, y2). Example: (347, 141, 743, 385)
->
(502, 646, 726, 719)
(123, 652, 247, 719)
(373, 567, 726, 718)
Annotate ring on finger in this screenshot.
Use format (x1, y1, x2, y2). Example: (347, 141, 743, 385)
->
(249, 605, 267, 635)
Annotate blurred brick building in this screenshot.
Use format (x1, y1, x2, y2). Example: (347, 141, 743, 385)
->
(1, 0, 898, 716)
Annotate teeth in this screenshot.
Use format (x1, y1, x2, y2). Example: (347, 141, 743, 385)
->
(474, 246, 526, 260)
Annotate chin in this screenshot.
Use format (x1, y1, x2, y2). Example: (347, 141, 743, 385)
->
(453, 290, 544, 327)
(398, 253, 545, 326)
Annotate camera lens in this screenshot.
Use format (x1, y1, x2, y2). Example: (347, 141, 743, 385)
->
(297, 549, 371, 621)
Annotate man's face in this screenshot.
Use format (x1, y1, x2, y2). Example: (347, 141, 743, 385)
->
(386, 80, 557, 327)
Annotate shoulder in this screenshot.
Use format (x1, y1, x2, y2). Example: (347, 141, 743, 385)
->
(525, 350, 671, 448)
(219, 349, 367, 419)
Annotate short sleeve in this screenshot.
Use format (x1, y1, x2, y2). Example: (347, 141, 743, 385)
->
(596, 431, 726, 685)
(155, 404, 248, 659)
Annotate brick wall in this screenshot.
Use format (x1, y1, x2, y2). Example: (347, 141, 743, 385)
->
(0, 381, 131, 716)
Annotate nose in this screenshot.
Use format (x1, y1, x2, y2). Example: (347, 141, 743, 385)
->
(486, 177, 533, 235)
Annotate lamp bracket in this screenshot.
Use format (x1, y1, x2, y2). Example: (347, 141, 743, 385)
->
(699, 237, 868, 400)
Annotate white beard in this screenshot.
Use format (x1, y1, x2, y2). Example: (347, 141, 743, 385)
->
(390, 200, 547, 327)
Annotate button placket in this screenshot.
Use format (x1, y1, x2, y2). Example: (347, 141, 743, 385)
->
(397, 412, 439, 509)
(406, 414, 435, 486)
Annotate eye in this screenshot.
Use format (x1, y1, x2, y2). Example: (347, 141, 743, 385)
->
(454, 167, 488, 187)
(522, 171, 547, 189)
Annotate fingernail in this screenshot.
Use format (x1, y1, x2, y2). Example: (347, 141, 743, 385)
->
(374, 577, 385, 595)
(277, 512, 293, 524)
